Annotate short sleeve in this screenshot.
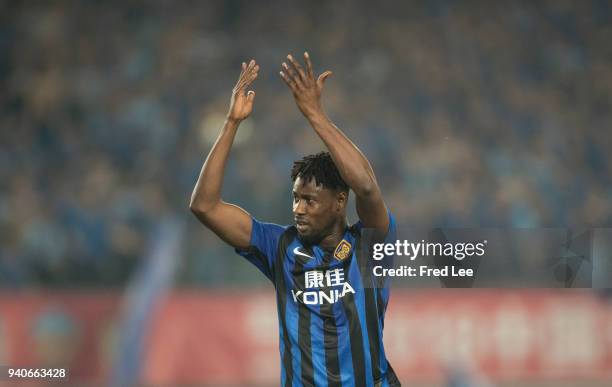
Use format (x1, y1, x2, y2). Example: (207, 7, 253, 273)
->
(235, 217, 286, 282)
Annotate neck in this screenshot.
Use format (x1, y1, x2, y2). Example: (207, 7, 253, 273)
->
(318, 217, 348, 251)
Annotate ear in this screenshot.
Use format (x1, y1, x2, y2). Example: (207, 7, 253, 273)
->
(336, 191, 348, 211)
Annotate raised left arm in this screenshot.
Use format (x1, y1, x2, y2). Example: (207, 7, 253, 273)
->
(280, 52, 389, 232)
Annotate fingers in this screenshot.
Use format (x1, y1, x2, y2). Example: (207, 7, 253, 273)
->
(235, 59, 259, 92)
(242, 60, 258, 87)
(279, 70, 298, 92)
(280, 52, 317, 92)
(281, 61, 303, 89)
(304, 52, 314, 80)
(239, 61, 250, 79)
(286, 54, 308, 83)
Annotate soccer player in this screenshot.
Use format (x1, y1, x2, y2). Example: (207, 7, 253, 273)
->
(190, 54, 400, 387)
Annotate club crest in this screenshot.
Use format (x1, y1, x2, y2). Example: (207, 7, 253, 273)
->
(334, 240, 352, 261)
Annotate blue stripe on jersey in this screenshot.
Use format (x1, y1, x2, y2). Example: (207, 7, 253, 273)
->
(333, 301, 355, 387)
(279, 314, 287, 386)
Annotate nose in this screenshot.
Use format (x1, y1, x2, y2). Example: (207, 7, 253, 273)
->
(293, 198, 306, 215)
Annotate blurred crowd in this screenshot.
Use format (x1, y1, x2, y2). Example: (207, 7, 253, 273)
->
(1, 0, 610, 287)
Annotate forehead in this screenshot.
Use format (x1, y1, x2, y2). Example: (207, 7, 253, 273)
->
(292, 176, 332, 197)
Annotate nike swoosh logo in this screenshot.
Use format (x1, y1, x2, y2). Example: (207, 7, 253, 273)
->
(293, 247, 314, 259)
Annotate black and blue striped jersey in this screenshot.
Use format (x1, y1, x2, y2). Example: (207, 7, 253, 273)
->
(236, 212, 400, 387)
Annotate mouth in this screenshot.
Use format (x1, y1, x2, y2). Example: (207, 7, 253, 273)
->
(295, 219, 309, 232)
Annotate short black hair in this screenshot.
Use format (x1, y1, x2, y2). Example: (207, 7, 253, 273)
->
(291, 152, 349, 192)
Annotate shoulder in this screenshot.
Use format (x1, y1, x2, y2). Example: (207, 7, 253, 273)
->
(250, 218, 296, 246)
(252, 218, 290, 234)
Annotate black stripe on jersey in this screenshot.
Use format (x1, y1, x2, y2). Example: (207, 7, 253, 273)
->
(275, 227, 297, 387)
(294, 255, 315, 386)
(376, 288, 385, 324)
(364, 287, 382, 382)
(320, 301, 341, 387)
(341, 289, 366, 387)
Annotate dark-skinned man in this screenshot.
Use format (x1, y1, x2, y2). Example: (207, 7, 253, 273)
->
(190, 53, 400, 387)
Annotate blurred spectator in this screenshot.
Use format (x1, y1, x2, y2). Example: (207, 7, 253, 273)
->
(0, 0, 610, 287)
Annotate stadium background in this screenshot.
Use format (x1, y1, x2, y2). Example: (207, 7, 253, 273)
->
(1, 0, 611, 386)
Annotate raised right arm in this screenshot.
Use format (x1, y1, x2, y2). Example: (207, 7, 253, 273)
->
(189, 60, 259, 249)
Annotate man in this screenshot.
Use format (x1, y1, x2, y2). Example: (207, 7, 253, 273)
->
(190, 53, 400, 387)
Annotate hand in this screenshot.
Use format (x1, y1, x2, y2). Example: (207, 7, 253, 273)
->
(279, 52, 333, 117)
(227, 59, 259, 122)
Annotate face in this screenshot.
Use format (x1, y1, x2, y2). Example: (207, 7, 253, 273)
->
(292, 176, 347, 244)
